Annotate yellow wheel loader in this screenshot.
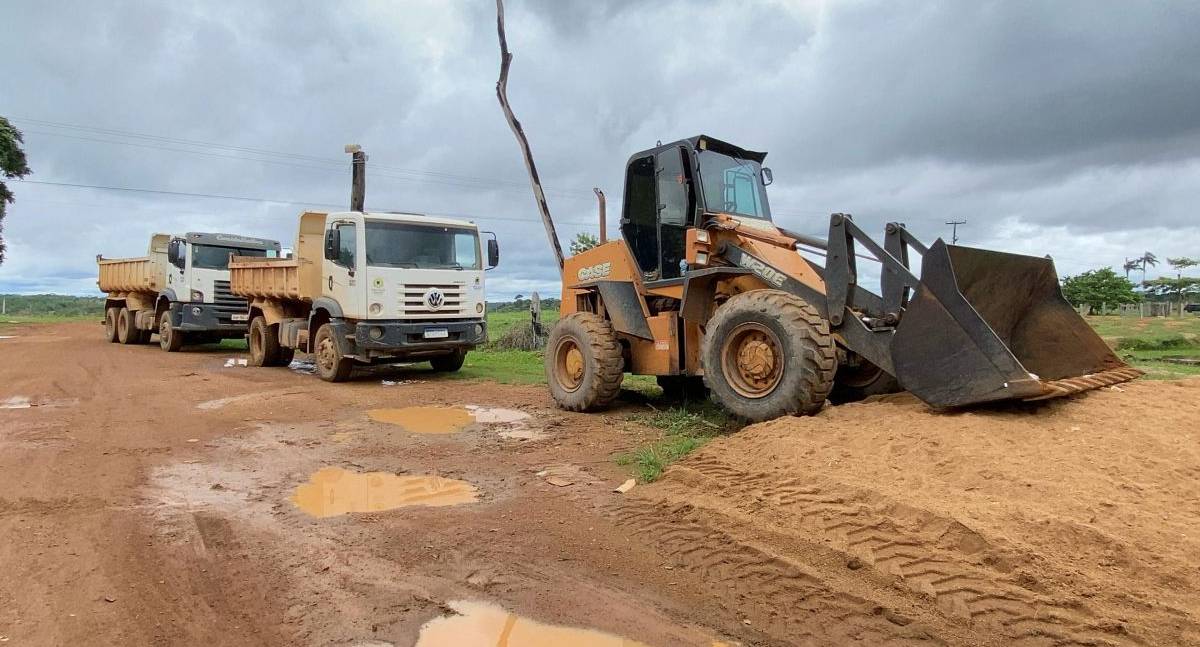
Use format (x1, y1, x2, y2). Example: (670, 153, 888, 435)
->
(543, 135, 1141, 421)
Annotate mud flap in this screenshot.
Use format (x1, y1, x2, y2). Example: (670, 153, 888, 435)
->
(890, 241, 1139, 407)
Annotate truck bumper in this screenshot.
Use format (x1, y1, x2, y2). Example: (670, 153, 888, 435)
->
(173, 302, 249, 334)
(351, 319, 487, 353)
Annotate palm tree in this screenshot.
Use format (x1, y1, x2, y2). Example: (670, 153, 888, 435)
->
(1123, 258, 1140, 279)
(1139, 252, 1159, 284)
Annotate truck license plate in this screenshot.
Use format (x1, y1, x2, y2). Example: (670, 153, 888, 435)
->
(423, 328, 449, 339)
(231, 313, 249, 322)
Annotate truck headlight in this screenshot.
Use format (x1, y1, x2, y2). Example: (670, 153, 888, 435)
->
(368, 326, 384, 340)
(191, 306, 202, 317)
(190, 290, 204, 302)
(369, 303, 382, 315)
(474, 324, 483, 338)
(476, 303, 484, 314)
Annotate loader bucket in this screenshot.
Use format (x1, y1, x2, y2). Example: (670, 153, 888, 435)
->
(889, 241, 1141, 408)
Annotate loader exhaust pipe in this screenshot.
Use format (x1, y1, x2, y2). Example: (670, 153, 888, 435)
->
(594, 187, 607, 243)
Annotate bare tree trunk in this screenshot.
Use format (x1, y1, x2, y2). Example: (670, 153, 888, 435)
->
(494, 0, 565, 272)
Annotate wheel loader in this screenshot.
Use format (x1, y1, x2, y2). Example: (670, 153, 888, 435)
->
(542, 135, 1141, 421)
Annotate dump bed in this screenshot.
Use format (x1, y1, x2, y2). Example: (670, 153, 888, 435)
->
(228, 211, 326, 303)
(229, 257, 311, 301)
(97, 256, 162, 294)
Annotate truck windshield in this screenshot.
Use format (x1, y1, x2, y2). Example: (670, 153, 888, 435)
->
(364, 221, 480, 270)
(192, 245, 271, 270)
(697, 150, 772, 220)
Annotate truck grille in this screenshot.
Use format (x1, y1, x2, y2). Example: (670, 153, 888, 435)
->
(397, 283, 471, 319)
(213, 280, 248, 311)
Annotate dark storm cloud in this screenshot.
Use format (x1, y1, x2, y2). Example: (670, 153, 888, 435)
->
(1, 0, 1198, 297)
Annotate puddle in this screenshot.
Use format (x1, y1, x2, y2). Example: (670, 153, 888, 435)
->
(416, 600, 651, 647)
(291, 467, 478, 518)
(1, 396, 31, 409)
(367, 406, 478, 434)
(223, 358, 249, 368)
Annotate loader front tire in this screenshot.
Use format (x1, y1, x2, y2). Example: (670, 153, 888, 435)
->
(702, 290, 836, 422)
(545, 312, 624, 411)
(829, 358, 901, 404)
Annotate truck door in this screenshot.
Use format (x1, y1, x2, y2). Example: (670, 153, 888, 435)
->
(323, 218, 364, 318)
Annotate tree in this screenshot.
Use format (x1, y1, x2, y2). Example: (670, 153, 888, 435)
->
(1167, 257, 1198, 279)
(0, 116, 32, 265)
(1061, 268, 1140, 313)
(1137, 251, 1158, 284)
(1144, 276, 1200, 305)
(1122, 258, 1140, 279)
(569, 232, 600, 256)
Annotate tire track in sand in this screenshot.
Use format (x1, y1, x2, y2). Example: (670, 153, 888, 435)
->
(626, 452, 1156, 647)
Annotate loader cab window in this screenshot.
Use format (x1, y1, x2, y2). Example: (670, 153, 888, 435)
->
(656, 148, 691, 279)
(622, 155, 659, 277)
(697, 150, 771, 220)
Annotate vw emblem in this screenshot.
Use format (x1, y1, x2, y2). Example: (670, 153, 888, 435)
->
(424, 288, 445, 311)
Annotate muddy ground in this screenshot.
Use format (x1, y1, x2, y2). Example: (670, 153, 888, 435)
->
(1, 322, 1197, 646)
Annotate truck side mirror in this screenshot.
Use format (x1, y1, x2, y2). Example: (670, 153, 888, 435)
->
(486, 237, 499, 269)
(167, 240, 185, 268)
(324, 229, 340, 261)
(761, 167, 774, 186)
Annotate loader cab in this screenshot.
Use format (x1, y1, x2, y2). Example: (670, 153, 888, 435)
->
(620, 135, 772, 282)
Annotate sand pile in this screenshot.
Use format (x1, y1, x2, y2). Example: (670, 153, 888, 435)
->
(619, 378, 1200, 646)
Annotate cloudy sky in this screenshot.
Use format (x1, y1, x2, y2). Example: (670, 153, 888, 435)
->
(2, 0, 1199, 298)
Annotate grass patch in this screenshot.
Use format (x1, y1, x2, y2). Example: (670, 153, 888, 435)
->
(450, 349, 547, 384)
(1121, 347, 1200, 380)
(487, 308, 559, 343)
(617, 401, 740, 483)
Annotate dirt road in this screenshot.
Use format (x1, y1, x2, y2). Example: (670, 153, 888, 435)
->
(1, 322, 1198, 646)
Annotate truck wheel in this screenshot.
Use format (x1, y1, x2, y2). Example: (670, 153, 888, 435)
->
(430, 350, 466, 372)
(545, 312, 624, 411)
(159, 310, 184, 352)
(117, 308, 139, 345)
(248, 317, 282, 367)
(829, 358, 901, 404)
(277, 347, 296, 367)
(656, 375, 708, 401)
(104, 307, 120, 343)
(702, 290, 836, 422)
(313, 323, 353, 382)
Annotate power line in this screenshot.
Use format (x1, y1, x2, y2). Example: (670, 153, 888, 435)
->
(13, 178, 600, 227)
(10, 116, 597, 199)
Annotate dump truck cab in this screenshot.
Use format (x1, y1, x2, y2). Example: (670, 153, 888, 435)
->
(230, 210, 499, 381)
(163, 232, 281, 335)
(548, 135, 1139, 421)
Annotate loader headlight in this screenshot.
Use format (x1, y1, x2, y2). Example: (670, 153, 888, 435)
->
(695, 252, 709, 266)
(695, 230, 710, 243)
(369, 302, 382, 316)
(190, 290, 204, 302)
(476, 303, 484, 314)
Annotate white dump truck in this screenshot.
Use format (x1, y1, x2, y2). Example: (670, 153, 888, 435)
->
(229, 210, 498, 381)
(97, 232, 282, 350)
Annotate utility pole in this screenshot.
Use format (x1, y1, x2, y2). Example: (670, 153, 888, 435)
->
(945, 220, 966, 245)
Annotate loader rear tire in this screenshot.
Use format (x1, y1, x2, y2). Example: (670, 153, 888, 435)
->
(117, 308, 139, 345)
(314, 323, 354, 382)
(702, 290, 836, 422)
(545, 312, 624, 411)
(104, 308, 120, 343)
(248, 317, 283, 367)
